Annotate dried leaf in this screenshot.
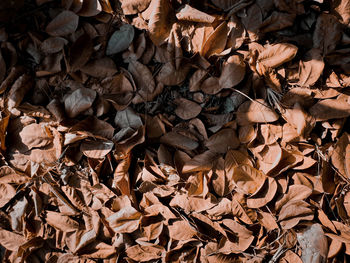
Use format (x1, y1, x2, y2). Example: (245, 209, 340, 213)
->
(176, 5, 215, 23)
(106, 24, 135, 55)
(200, 21, 228, 58)
(120, 0, 151, 15)
(257, 43, 298, 70)
(46, 211, 80, 232)
(78, 0, 102, 17)
(298, 48, 325, 87)
(309, 98, 350, 121)
(331, 133, 350, 179)
(219, 55, 246, 90)
(126, 244, 165, 262)
(0, 229, 25, 251)
(174, 98, 202, 120)
(80, 140, 114, 159)
(205, 128, 239, 153)
(231, 164, 266, 195)
(19, 123, 52, 150)
(107, 206, 141, 233)
(46, 11, 79, 36)
(236, 99, 279, 125)
(64, 88, 97, 118)
(148, 0, 173, 45)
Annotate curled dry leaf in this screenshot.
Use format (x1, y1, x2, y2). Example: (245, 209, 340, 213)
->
(80, 57, 117, 78)
(107, 206, 142, 233)
(160, 131, 198, 151)
(278, 200, 313, 229)
(247, 177, 277, 208)
(64, 88, 96, 118)
(200, 21, 228, 58)
(176, 4, 215, 23)
(78, 0, 102, 17)
(80, 140, 114, 159)
(46, 211, 80, 232)
(236, 99, 279, 125)
(148, 0, 173, 45)
(120, 0, 151, 15)
(19, 123, 52, 150)
(174, 98, 202, 120)
(0, 229, 25, 251)
(46, 11, 79, 37)
(106, 24, 135, 56)
(230, 164, 266, 195)
(7, 74, 33, 112)
(275, 184, 312, 211)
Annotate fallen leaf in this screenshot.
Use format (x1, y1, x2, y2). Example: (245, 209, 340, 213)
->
(78, 0, 102, 17)
(64, 88, 96, 118)
(176, 4, 215, 23)
(298, 48, 325, 87)
(46, 11, 79, 36)
(126, 244, 165, 262)
(174, 98, 202, 120)
(19, 123, 52, 150)
(331, 132, 350, 179)
(120, 0, 151, 15)
(205, 128, 239, 153)
(106, 24, 135, 55)
(257, 43, 298, 70)
(236, 99, 279, 125)
(219, 55, 246, 90)
(309, 98, 350, 121)
(107, 206, 141, 233)
(230, 164, 266, 195)
(148, 0, 173, 45)
(46, 211, 80, 232)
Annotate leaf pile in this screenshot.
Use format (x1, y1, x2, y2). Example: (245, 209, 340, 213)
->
(0, 0, 350, 262)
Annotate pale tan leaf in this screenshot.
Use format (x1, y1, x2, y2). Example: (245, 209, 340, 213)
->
(0, 229, 25, 251)
(46, 211, 79, 232)
(182, 150, 218, 173)
(46, 11, 79, 37)
(236, 99, 279, 125)
(19, 123, 52, 150)
(176, 4, 215, 23)
(126, 244, 165, 262)
(168, 220, 197, 240)
(0, 184, 16, 207)
(278, 200, 313, 229)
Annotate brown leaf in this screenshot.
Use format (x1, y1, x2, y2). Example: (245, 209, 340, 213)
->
(19, 123, 52, 150)
(80, 57, 117, 78)
(257, 43, 298, 70)
(148, 0, 173, 45)
(278, 200, 313, 229)
(7, 74, 33, 112)
(46, 10, 79, 36)
(106, 24, 135, 55)
(78, 0, 102, 17)
(126, 244, 165, 262)
(80, 140, 114, 159)
(219, 55, 246, 90)
(236, 99, 279, 125)
(64, 88, 96, 118)
(156, 62, 191, 86)
(230, 164, 266, 195)
(176, 4, 215, 23)
(40, 37, 67, 54)
(200, 21, 228, 58)
(160, 131, 198, 151)
(68, 34, 93, 72)
(120, 0, 151, 15)
(46, 211, 80, 232)
(0, 184, 16, 207)
(331, 132, 350, 179)
(0, 229, 25, 251)
(168, 220, 197, 240)
(107, 206, 141, 233)
(128, 60, 155, 103)
(247, 177, 277, 208)
(275, 184, 312, 211)
(182, 150, 218, 173)
(313, 14, 342, 55)
(259, 11, 295, 33)
(205, 128, 239, 153)
(309, 98, 350, 121)
(174, 98, 202, 120)
(298, 48, 325, 87)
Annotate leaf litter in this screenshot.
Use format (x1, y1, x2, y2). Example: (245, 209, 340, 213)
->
(0, 0, 350, 262)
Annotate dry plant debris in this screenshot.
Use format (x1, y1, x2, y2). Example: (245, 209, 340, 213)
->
(0, 0, 350, 262)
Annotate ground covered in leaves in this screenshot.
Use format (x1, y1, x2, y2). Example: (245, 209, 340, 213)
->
(0, 0, 350, 262)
